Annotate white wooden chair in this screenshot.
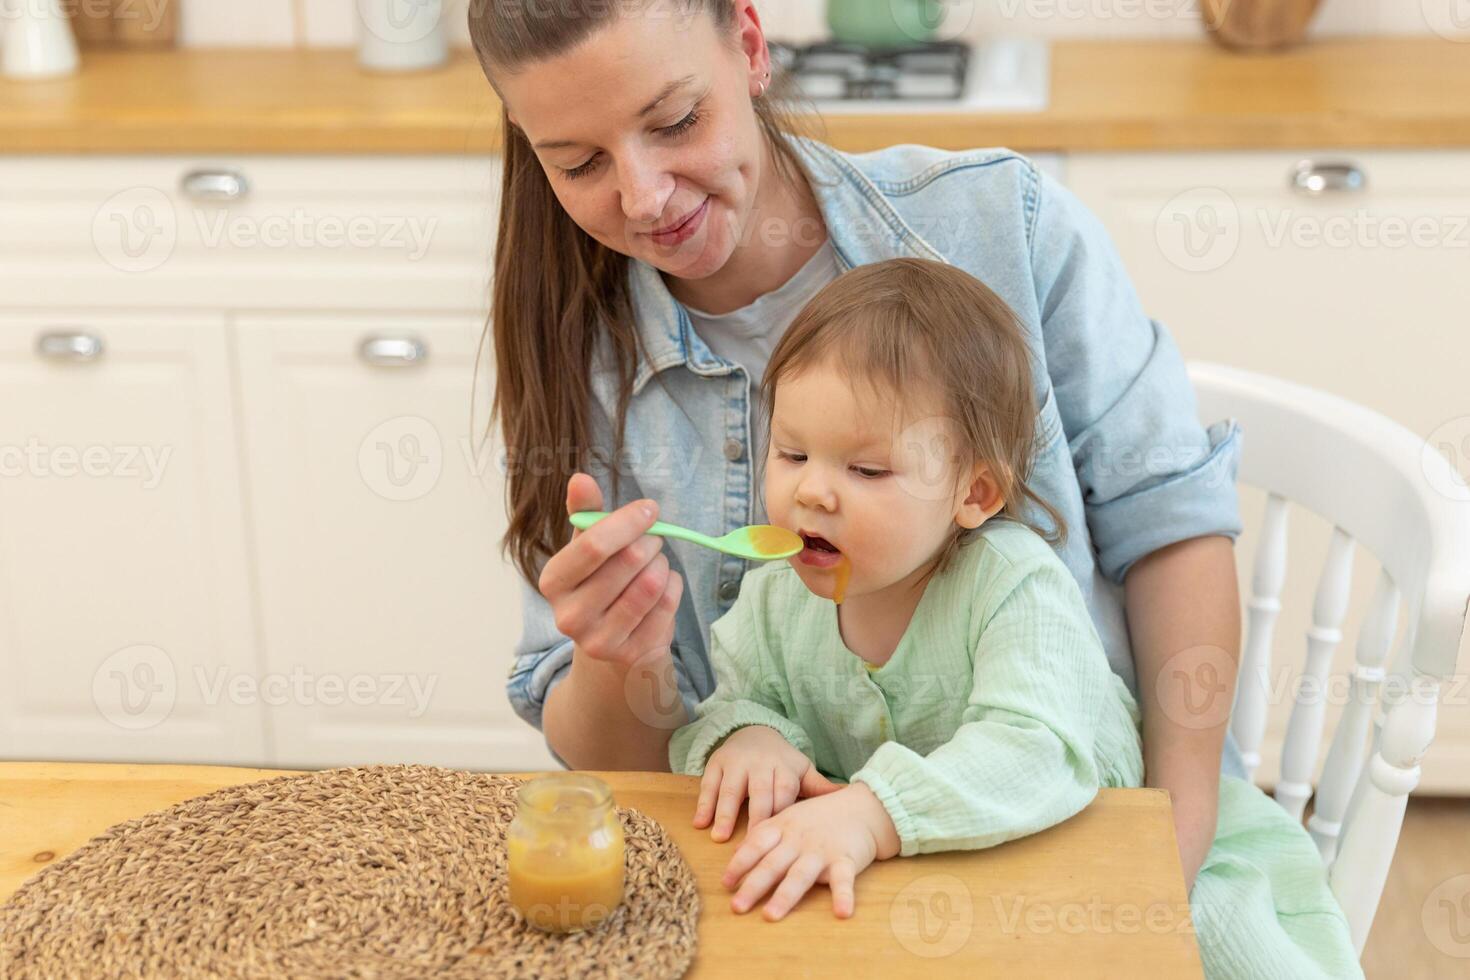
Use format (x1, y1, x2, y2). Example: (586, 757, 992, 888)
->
(1189, 361, 1470, 954)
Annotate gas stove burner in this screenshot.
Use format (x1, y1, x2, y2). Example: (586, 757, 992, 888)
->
(769, 39, 971, 102)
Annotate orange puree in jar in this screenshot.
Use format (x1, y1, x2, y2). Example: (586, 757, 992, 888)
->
(507, 774, 625, 933)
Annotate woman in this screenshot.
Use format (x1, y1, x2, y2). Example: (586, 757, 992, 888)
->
(470, 1, 1245, 892)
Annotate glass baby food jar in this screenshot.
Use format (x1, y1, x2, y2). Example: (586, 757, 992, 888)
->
(507, 774, 625, 933)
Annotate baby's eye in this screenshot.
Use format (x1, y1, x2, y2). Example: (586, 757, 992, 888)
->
(776, 450, 806, 463)
(852, 466, 888, 479)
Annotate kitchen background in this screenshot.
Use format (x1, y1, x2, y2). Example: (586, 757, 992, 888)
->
(2, 3, 1468, 972)
(79, 0, 1470, 45)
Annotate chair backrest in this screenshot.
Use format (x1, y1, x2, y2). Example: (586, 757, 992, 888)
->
(1188, 361, 1470, 954)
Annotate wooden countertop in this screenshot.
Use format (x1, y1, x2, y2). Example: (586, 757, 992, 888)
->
(2, 38, 1468, 154)
(0, 762, 1204, 977)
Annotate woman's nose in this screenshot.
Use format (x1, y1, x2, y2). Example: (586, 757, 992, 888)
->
(617, 153, 674, 226)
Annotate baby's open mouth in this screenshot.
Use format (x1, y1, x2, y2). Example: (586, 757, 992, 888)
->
(801, 533, 840, 554)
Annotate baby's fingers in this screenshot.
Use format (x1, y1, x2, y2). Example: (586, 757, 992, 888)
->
(827, 858, 857, 919)
(731, 841, 800, 915)
(722, 820, 782, 891)
(771, 768, 800, 815)
(711, 769, 749, 843)
(694, 763, 723, 829)
(747, 770, 774, 829)
(762, 852, 826, 922)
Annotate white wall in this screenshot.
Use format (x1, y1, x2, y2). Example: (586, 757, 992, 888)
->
(171, 0, 1466, 48)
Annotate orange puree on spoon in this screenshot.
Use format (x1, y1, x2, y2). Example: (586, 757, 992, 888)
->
(749, 524, 801, 558)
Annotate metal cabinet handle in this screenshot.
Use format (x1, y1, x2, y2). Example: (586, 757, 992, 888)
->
(358, 335, 428, 367)
(1290, 161, 1366, 196)
(179, 168, 250, 202)
(36, 330, 104, 362)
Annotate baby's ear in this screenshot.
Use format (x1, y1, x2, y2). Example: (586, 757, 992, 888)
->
(957, 463, 1005, 529)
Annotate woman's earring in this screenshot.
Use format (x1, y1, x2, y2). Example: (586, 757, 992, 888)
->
(756, 72, 770, 98)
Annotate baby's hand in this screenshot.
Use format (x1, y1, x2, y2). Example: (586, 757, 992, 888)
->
(695, 725, 839, 842)
(722, 782, 901, 921)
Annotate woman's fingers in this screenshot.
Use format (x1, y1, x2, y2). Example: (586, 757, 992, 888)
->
(761, 852, 827, 921)
(540, 493, 659, 611)
(694, 762, 722, 829)
(730, 839, 801, 915)
(551, 531, 663, 648)
(711, 769, 748, 843)
(827, 858, 857, 919)
(564, 473, 604, 535)
(580, 547, 669, 651)
(613, 570, 683, 668)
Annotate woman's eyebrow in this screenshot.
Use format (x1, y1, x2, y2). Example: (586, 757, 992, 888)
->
(638, 75, 696, 118)
(531, 75, 697, 151)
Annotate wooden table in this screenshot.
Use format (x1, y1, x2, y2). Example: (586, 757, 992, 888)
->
(0, 763, 1203, 978)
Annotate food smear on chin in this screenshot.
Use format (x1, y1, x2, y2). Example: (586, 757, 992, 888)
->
(832, 554, 850, 605)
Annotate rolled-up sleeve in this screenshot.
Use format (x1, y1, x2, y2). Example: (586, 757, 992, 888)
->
(505, 572, 577, 733)
(506, 551, 701, 774)
(1029, 168, 1244, 586)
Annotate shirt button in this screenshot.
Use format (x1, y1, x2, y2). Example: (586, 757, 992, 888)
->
(723, 438, 743, 462)
(718, 580, 739, 601)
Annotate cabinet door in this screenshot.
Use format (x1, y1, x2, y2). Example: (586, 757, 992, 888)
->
(1068, 150, 1470, 792)
(0, 154, 499, 312)
(0, 314, 264, 763)
(234, 313, 558, 772)
(1066, 150, 1468, 437)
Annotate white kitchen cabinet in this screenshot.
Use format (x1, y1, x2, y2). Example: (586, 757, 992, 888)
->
(0, 153, 555, 774)
(0, 313, 266, 764)
(0, 154, 500, 312)
(232, 312, 557, 772)
(1068, 150, 1470, 792)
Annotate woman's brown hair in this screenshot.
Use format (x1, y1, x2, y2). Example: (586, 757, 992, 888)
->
(469, 0, 815, 584)
(757, 257, 1068, 583)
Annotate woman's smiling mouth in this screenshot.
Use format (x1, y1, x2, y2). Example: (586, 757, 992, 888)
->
(646, 198, 709, 246)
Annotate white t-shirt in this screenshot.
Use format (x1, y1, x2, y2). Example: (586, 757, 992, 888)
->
(681, 238, 841, 523)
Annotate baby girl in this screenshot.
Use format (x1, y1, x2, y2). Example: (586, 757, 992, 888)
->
(667, 258, 1361, 980)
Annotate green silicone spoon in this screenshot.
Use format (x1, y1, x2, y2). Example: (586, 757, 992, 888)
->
(569, 511, 803, 561)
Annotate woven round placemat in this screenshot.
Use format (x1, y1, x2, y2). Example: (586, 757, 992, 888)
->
(0, 765, 700, 979)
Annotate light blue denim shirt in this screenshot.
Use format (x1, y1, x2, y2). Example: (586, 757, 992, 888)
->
(506, 136, 1247, 778)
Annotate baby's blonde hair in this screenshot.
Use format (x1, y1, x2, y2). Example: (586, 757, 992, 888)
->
(757, 257, 1067, 581)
